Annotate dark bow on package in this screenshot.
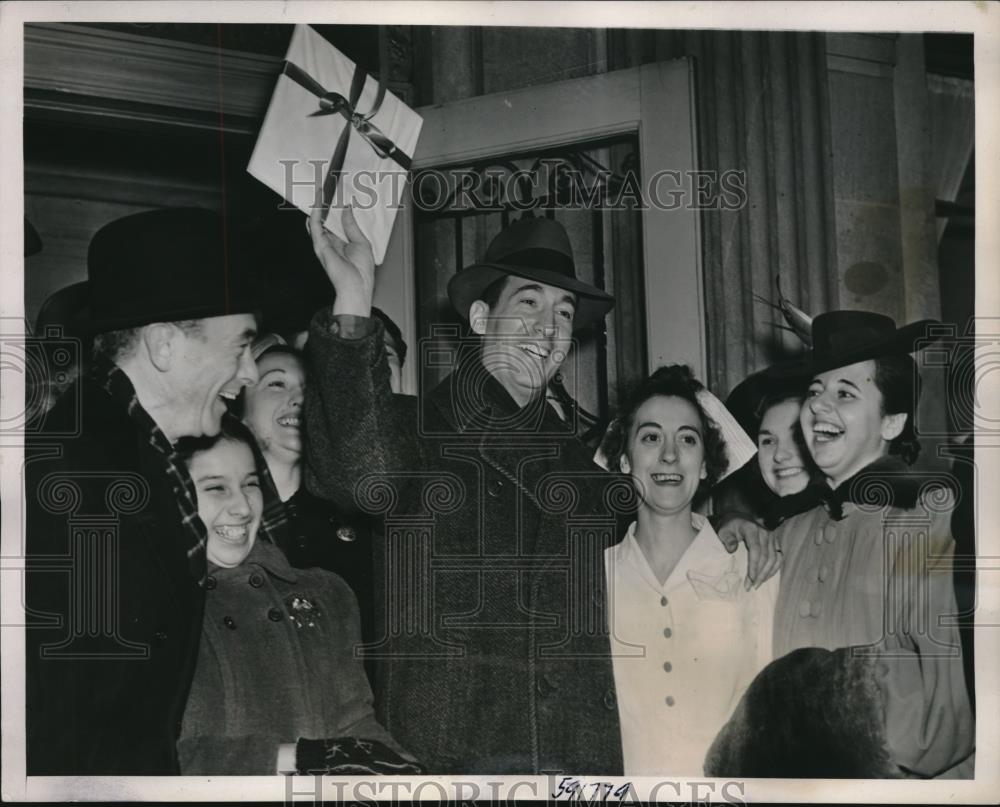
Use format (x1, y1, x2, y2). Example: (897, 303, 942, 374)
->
(281, 33, 413, 211)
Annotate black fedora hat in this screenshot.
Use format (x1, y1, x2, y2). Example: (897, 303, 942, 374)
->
(768, 310, 941, 380)
(447, 217, 614, 331)
(73, 208, 259, 335)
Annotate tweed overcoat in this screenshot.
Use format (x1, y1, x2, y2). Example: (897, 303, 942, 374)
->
(24, 375, 205, 774)
(304, 312, 627, 774)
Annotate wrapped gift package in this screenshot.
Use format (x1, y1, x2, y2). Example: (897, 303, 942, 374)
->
(248, 24, 423, 265)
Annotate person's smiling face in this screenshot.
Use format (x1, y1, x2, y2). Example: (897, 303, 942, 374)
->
(757, 397, 810, 497)
(190, 438, 263, 569)
(800, 359, 905, 488)
(168, 314, 259, 438)
(471, 276, 576, 407)
(243, 350, 305, 463)
(621, 394, 707, 516)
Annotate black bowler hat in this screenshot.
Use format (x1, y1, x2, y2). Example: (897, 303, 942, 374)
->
(447, 217, 615, 331)
(35, 281, 89, 338)
(73, 208, 259, 335)
(768, 310, 941, 380)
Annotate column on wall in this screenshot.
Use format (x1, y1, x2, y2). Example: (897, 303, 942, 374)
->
(611, 30, 840, 398)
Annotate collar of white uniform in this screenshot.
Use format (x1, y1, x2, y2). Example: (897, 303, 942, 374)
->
(615, 513, 733, 594)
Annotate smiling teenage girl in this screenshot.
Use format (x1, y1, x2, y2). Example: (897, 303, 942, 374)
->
(174, 422, 418, 775)
(730, 312, 973, 778)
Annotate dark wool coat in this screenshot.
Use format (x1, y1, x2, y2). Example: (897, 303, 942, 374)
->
(178, 541, 405, 774)
(25, 376, 204, 775)
(282, 480, 394, 686)
(304, 312, 628, 774)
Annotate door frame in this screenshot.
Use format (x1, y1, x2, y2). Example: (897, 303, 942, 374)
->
(377, 59, 706, 394)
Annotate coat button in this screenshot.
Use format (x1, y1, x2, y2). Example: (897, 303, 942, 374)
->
(535, 675, 554, 697)
(662, 627, 672, 639)
(602, 688, 617, 710)
(268, 608, 284, 622)
(336, 526, 356, 542)
(660, 596, 668, 606)
(811, 600, 823, 618)
(818, 564, 830, 582)
(248, 572, 264, 588)
(663, 661, 672, 673)
(798, 599, 811, 618)
(813, 532, 824, 546)
(206, 576, 217, 590)
(487, 478, 504, 498)
(223, 616, 236, 630)
(153, 629, 168, 644)
(665, 695, 675, 707)
(824, 528, 836, 544)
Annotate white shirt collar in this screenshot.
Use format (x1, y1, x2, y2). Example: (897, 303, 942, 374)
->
(616, 513, 729, 592)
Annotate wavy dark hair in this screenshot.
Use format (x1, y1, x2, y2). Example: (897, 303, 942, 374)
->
(174, 417, 259, 470)
(230, 343, 306, 421)
(873, 353, 922, 465)
(603, 364, 729, 504)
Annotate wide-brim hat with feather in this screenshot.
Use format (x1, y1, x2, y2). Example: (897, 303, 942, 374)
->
(726, 277, 815, 437)
(767, 310, 942, 380)
(729, 277, 940, 432)
(447, 216, 614, 332)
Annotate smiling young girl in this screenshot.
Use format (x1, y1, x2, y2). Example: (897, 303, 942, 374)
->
(602, 365, 777, 775)
(174, 421, 418, 775)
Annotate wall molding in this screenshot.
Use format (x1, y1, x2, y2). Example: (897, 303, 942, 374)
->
(24, 23, 412, 134)
(25, 23, 280, 132)
(827, 32, 897, 78)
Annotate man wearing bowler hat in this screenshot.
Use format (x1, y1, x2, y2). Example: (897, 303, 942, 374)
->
(303, 207, 628, 773)
(25, 208, 260, 774)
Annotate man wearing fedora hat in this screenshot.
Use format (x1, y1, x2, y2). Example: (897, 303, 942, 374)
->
(302, 206, 627, 773)
(25, 208, 262, 774)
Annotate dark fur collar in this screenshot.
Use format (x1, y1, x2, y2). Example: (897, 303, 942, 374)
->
(767, 456, 930, 524)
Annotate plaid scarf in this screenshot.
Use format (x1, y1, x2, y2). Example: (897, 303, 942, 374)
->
(91, 361, 292, 586)
(224, 415, 290, 550)
(92, 358, 209, 586)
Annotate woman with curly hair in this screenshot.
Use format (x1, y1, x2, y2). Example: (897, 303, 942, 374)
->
(602, 364, 777, 775)
(174, 420, 420, 775)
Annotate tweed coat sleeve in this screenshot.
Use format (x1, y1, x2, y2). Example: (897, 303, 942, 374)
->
(303, 309, 419, 514)
(879, 488, 975, 777)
